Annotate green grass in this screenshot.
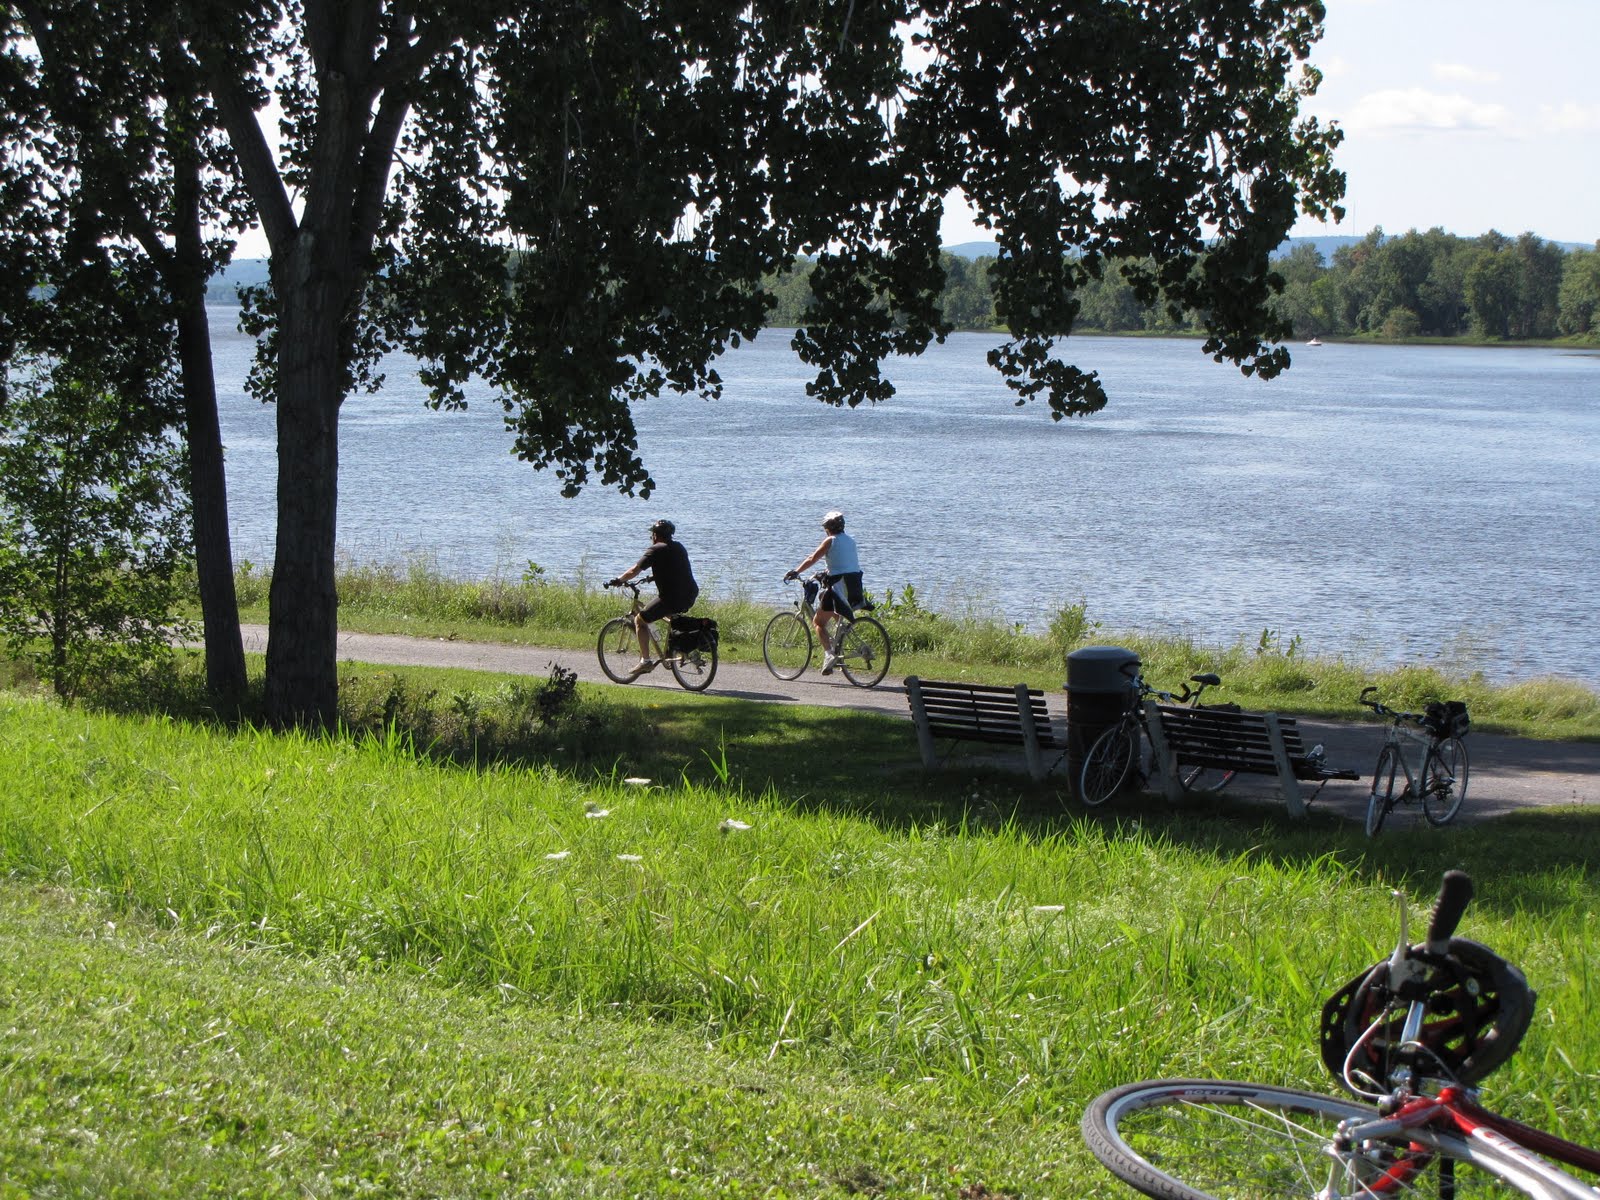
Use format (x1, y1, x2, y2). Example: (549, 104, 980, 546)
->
(3, 689, 1598, 1196)
(223, 556, 1600, 740)
(0, 885, 1087, 1199)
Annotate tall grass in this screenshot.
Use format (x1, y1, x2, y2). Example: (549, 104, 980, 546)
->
(224, 555, 1600, 738)
(3, 691, 1596, 1132)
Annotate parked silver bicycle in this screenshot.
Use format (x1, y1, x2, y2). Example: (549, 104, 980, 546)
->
(761, 571, 890, 688)
(1358, 686, 1469, 835)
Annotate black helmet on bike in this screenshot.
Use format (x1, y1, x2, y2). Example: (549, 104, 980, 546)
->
(1319, 937, 1534, 1090)
(649, 519, 675, 540)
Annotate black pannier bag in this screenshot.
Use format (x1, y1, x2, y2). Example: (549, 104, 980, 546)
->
(1422, 699, 1470, 740)
(668, 615, 718, 655)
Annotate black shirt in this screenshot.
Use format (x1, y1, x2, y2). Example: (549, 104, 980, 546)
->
(635, 540, 698, 610)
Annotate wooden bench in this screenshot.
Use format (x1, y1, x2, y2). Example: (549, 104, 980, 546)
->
(1144, 701, 1358, 817)
(905, 676, 1062, 781)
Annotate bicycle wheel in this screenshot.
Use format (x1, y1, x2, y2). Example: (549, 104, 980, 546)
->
(1422, 737, 1469, 826)
(1079, 719, 1138, 807)
(1365, 745, 1401, 837)
(1083, 1078, 1549, 1199)
(762, 611, 812, 680)
(836, 616, 890, 688)
(1180, 767, 1236, 795)
(597, 617, 642, 684)
(669, 640, 718, 692)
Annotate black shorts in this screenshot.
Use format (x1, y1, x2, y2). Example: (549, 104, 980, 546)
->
(819, 573, 864, 616)
(641, 593, 694, 624)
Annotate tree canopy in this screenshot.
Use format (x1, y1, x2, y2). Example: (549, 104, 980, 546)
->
(1, 1, 1343, 725)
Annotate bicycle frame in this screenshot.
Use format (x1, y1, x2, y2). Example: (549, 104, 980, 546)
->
(1330, 1085, 1600, 1196)
(616, 579, 669, 656)
(1378, 719, 1433, 799)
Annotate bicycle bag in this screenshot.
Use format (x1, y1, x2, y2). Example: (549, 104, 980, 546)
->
(1422, 699, 1470, 740)
(668, 616, 718, 655)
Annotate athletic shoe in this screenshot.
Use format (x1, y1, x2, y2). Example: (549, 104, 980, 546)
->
(626, 660, 656, 679)
(820, 652, 840, 676)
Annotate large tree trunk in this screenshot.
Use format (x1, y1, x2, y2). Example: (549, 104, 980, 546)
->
(264, 256, 345, 727)
(174, 294, 248, 703)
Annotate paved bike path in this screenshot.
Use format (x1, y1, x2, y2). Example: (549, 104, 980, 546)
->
(248, 626, 1600, 827)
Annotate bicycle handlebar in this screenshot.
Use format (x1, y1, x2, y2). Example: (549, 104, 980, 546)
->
(1117, 661, 1221, 707)
(1359, 684, 1426, 725)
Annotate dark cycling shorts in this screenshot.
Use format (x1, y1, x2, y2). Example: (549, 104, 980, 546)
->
(641, 593, 695, 624)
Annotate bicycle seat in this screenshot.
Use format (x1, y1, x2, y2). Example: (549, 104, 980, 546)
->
(1319, 937, 1535, 1089)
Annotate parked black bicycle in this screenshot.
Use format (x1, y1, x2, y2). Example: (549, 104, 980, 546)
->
(1077, 664, 1240, 806)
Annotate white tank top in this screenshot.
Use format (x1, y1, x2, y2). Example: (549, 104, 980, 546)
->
(824, 531, 861, 576)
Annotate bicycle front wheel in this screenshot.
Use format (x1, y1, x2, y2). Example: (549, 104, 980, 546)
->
(1422, 737, 1469, 825)
(1365, 744, 1401, 836)
(1083, 1078, 1550, 1199)
(597, 617, 641, 684)
(669, 641, 718, 692)
(1079, 719, 1138, 807)
(762, 611, 812, 680)
(836, 616, 890, 688)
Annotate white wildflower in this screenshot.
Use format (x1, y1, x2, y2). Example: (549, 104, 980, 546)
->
(719, 818, 752, 833)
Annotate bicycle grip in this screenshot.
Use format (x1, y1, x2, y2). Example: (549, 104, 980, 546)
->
(1424, 870, 1474, 952)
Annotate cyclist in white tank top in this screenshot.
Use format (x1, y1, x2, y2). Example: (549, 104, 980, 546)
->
(784, 510, 867, 675)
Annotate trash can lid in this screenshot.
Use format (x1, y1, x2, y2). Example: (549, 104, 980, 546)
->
(1068, 645, 1141, 664)
(1066, 645, 1140, 692)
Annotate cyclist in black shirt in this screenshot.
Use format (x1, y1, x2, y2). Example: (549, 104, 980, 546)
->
(606, 519, 700, 677)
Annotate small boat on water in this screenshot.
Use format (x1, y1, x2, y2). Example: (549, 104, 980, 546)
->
(1306, 336, 1323, 347)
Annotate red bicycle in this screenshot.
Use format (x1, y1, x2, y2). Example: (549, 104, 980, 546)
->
(1084, 872, 1600, 1197)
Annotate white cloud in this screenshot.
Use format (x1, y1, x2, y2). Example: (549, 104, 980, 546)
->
(1540, 102, 1600, 133)
(1432, 62, 1500, 85)
(1343, 88, 1512, 135)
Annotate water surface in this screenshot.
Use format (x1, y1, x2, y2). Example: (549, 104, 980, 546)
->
(210, 312, 1600, 684)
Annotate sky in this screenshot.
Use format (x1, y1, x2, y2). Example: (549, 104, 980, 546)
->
(940, 0, 1600, 249)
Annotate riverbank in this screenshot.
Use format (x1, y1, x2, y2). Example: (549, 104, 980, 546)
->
(221, 562, 1600, 740)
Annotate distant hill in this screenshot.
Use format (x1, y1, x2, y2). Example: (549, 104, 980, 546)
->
(206, 258, 271, 303)
(940, 236, 1366, 261)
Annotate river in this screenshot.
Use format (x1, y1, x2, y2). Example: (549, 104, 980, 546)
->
(209, 310, 1600, 684)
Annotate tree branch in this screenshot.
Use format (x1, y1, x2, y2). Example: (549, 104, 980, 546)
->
(201, 63, 297, 255)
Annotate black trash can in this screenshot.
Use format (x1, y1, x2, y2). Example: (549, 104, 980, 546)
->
(1065, 646, 1140, 784)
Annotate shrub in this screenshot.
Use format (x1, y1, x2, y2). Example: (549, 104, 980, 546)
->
(0, 361, 194, 700)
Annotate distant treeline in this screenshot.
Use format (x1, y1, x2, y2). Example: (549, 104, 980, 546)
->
(208, 228, 1600, 344)
(768, 229, 1600, 343)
